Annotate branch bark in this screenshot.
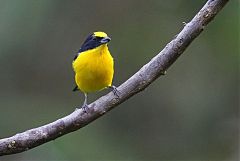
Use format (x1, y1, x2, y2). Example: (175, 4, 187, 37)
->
(0, 0, 229, 156)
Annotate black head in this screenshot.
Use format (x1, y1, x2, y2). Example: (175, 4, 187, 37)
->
(78, 31, 111, 52)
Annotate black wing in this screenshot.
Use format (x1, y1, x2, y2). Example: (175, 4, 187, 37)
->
(72, 85, 79, 92)
(73, 50, 80, 91)
(73, 52, 79, 61)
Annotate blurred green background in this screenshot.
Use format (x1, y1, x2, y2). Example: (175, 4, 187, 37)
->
(0, 0, 239, 161)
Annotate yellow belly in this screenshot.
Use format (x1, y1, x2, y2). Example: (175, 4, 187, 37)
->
(72, 45, 114, 93)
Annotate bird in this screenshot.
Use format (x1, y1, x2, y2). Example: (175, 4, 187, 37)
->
(72, 31, 119, 111)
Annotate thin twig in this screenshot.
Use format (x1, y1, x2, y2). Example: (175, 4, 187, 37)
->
(0, 0, 229, 156)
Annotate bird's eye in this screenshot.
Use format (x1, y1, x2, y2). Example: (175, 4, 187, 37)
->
(92, 37, 97, 40)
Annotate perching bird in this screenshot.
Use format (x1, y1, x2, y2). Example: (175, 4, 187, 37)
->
(72, 31, 118, 111)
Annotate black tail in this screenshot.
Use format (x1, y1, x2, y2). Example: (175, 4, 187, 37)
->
(72, 85, 79, 91)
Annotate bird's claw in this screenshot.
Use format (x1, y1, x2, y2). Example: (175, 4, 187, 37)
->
(109, 85, 120, 97)
(82, 104, 89, 113)
(75, 104, 89, 113)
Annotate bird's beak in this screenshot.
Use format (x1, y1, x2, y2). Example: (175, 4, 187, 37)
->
(100, 36, 111, 44)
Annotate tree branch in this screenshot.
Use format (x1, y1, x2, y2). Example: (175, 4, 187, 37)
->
(0, 0, 229, 156)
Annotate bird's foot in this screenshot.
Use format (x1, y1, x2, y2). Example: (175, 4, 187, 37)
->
(75, 104, 89, 113)
(108, 85, 120, 97)
(81, 104, 89, 113)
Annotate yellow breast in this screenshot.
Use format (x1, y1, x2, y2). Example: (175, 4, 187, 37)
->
(72, 44, 114, 93)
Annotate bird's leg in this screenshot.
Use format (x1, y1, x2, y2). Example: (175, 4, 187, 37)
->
(81, 93, 89, 113)
(75, 93, 89, 112)
(108, 85, 120, 97)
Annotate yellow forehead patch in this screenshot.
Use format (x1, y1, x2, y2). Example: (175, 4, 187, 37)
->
(94, 31, 108, 38)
